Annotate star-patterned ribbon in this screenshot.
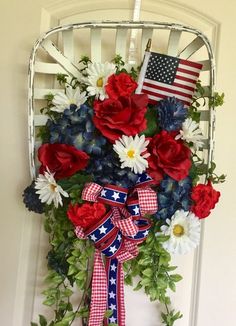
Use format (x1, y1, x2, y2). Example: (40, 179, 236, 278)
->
(82, 212, 151, 326)
(76, 173, 157, 326)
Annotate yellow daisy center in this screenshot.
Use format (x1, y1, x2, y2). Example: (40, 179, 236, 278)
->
(96, 77, 104, 87)
(127, 149, 135, 158)
(50, 184, 57, 192)
(173, 224, 185, 237)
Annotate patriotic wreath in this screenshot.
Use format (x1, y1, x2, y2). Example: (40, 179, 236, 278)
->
(23, 54, 225, 326)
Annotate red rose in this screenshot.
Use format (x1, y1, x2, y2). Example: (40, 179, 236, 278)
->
(148, 131, 191, 182)
(191, 180, 220, 219)
(105, 72, 138, 100)
(93, 94, 148, 142)
(38, 143, 89, 180)
(67, 202, 106, 229)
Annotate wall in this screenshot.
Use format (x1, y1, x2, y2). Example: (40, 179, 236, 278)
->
(0, 0, 235, 325)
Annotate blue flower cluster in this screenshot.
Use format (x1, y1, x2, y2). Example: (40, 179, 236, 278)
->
(23, 182, 45, 214)
(155, 176, 192, 220)
(157, 97, 187, 131)
(47, 105, 106, 156)
(87, 152, 139, 188)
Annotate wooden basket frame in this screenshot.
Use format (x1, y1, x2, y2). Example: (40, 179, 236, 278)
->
(28, 21, 216, 179)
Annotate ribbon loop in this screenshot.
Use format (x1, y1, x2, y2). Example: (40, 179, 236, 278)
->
(136, 187, 158, 215)
(82, 182, 103, 202)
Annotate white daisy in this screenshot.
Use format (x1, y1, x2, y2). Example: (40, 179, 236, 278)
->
(161, 210, 201, 255)
(113, 134, 150, 174)
(51, 86, 87, 113)
(175, 117, 204, 151)
(83, 62, 116, 100)
(35, 168, 69, 208)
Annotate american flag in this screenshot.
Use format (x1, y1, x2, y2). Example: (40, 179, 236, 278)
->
(136, 52, 202, 107)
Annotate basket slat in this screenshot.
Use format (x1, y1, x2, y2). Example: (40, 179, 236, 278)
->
(197, 59, 211, 71)
(62, 30, 74, 62)
(115, 28, 128, 60)
(34, 115, 49, 126)
(179, 36, 205, 59)
(90, 28, 102, 62)
(167, 30, 182, 56)
(42, 39, 81, 78)
(141, 28, 153, 57)
(34, 62, 68, 74)
(34, 88, 63, 99)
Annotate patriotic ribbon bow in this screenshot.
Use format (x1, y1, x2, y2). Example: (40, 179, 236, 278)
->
(76, 173, 157, 326)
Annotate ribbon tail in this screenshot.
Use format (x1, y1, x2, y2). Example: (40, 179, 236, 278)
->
(88, 249, 107, 326)
(117, 263, 125, 326)
(105, 258, 125, 326)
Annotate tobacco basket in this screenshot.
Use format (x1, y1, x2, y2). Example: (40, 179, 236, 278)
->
(28, 21, 216, 180)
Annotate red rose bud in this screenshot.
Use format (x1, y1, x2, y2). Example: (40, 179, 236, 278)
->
(147, 130, 191, 183)
(105, 72, 138, 100)
(38, 143, 89, 180)
(191, 180, 220, 219)
(67, 202, 107, 230)
(93, 94, 148, 142)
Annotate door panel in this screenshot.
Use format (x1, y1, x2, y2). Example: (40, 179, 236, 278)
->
(0, 1, 234, 326)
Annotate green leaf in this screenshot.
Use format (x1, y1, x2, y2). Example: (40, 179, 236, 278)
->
(31, 323, 38, 326)
(124, 274, 133, 286)
(142, 268, 153, 277)
(104, 310, 113, 318)
(140, 277, 151, 286)
(142, 107, 159, 137)
(170, 274, 183, 282)
(68, 265, 78, 276)
(39, 315, 47, 326)
(75, 270, 86, 280)
(133, 281, 142, 291)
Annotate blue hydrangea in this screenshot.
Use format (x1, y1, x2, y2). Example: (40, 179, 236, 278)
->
(86, 152, 139, 188)
(23, 182, 45, 214)
(47, 105, 107, 156)
(155, 176, 192, 220)
(157, 97, 187, 131)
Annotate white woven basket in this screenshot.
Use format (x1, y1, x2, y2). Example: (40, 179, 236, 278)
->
(28, 21, 216, 180)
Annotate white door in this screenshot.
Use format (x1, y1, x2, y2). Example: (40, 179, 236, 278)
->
(1, 1, 235, 326)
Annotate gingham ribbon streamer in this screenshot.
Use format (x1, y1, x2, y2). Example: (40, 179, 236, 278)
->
(81, 211, 151, 326)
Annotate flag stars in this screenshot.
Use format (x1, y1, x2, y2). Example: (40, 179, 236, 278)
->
(143, 230, 149, 237)
(109, 291, 116, 299)
(90, 234, 97, 242)
(112, 191, 120, 201)
(117, 234, 122, 242)
(133, 206, 140, 215)
(109, 245, 117, 254)
(100, 189, 107, 197)
(110, 277, 116, 285)
(109, 316, 117, 323)
(98, 225, 107, 234)
(109, 303, 117, 310)
(110, 263, 117, 272)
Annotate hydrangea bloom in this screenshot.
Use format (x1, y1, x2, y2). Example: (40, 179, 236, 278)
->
(22, 182, 45, 214)
(47, 105, 107, 156)
(86, 152, 139, 188)
(155, 176, 192, 220)
(157, 97, 188, 131)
